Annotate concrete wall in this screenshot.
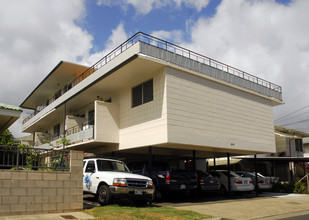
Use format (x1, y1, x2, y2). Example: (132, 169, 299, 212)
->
(0, 150, 83, 216)
(165, 67, 276, 154)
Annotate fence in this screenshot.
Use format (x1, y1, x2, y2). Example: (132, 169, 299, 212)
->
(0, 145, 70, 171)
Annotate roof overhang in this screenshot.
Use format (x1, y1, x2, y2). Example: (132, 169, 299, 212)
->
(20, 61, 89, 110)
(0, 104, 22, 134)
(275, 125, 309, 138)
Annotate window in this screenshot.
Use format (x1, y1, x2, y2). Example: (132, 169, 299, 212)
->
(295, 139, 303, 152)
(132, 79, 153, 108)
(53, 124, 60, 138)
(85, 161, 96, 173)
(88, 109, 94, 126)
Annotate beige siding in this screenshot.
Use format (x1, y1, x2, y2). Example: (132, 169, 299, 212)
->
(95, 101, 119, 143)
(118, 69, 168, 149)
(166, 67, 276, 153)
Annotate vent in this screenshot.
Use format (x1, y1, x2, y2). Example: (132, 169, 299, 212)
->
(132, 79, 153, 108)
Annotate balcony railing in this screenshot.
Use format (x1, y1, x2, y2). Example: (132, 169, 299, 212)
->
(23, 32, 282, 124)
(35, 120, 94, 148)
(0, 145, 70, 171)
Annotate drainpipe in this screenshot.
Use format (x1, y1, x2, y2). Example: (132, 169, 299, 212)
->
(254, 154, 259, 197)
(63, 102, 66, 149)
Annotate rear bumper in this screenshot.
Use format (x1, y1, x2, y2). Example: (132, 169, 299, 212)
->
(200, 185, 221, 191)
(231, 184, 254, 192)
(258, 183, 273, 190)
(159, 184, 197, 192)
(109, 186, 154, 200)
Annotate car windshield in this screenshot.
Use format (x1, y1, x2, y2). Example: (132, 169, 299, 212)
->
(97, 160, 131, 173)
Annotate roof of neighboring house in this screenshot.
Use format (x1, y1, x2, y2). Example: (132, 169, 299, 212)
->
(0, 103, 22, 111)
(275, 125, 309, 138)
(0, 103, 23, 134)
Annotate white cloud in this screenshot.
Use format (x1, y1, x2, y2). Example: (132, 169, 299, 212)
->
(86, 23, 128, 65)
(151, 30, 184, 44)
(97, 0, 209, 14)
(0, 0, 94, 137)
(152, 0, 309, 131)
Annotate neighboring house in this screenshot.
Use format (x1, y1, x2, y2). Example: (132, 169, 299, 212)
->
(19, 32, 283, 164)
(14, 134, 34, 146)
(0, 103, 22, 134)
(222, 126, 309, 182)
(274, 125, 309, 157)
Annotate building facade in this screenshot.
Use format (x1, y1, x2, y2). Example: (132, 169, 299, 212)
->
(20, 32, 283, 159)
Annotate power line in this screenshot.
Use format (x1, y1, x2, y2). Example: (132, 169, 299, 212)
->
(275, 105, 309, 122)
(280, 118, 309, 127)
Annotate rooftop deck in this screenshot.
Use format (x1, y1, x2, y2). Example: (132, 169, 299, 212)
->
(22, 32, 282, 124)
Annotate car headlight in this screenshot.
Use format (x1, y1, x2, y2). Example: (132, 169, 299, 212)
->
(147, 180, 154, 188)
(113, 178, 127, 187)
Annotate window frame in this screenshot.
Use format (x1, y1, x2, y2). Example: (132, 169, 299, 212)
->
(131, 79, 153, 108)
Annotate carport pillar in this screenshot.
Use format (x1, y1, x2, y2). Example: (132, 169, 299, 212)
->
(148, 146, 153, 177)
(227, 153, 231, 194)
(193, 150, 196, 170)
(213, 158, 216, 171)
(254, 154, 259, 197)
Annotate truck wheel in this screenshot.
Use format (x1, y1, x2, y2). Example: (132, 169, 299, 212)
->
(96, 185, 110, 206)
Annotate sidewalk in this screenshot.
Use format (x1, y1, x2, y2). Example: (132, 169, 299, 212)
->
(0, 212, 94, 220)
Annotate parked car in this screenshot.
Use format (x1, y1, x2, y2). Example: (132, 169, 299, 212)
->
(208, 170, 254, 194)
(83, 158, 154, 206)
(196, 170, 221, 193)
(235, 171, 273, 191)
(128, 161, 198, 198)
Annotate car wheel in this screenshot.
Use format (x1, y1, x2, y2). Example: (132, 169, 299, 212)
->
(96, 185, 110, 206)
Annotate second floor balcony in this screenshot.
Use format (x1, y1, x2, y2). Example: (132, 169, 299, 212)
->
(31, 101, 119, 149)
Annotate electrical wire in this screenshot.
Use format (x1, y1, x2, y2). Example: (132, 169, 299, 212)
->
(275, 105, 309, 122)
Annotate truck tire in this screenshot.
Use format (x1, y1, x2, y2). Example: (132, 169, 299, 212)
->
(96, 185, 110, 206)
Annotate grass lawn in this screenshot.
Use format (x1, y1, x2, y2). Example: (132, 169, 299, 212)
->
(84, 204, 212, 220)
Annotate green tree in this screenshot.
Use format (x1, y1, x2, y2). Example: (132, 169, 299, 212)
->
(0, 129, 13, 145)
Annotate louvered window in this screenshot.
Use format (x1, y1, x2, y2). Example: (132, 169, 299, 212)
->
(132, 79, 153, 108)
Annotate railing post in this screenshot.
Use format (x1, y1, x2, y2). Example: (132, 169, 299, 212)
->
(16, 147, 19, 167)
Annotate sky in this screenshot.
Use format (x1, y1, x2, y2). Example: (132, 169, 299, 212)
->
(1, 0, 309, 138)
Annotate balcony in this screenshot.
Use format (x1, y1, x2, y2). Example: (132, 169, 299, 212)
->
(34, 120, 94, 149)
(33, 101, 119, 149)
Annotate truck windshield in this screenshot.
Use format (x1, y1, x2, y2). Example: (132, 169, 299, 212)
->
(97, 160, 131, 173)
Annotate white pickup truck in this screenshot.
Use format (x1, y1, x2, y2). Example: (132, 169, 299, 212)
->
(83, 158, 154, 206)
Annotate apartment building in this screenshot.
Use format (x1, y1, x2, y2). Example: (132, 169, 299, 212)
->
(20, 32, 283, 159)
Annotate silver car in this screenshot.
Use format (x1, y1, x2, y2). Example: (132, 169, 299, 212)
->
(235, 171, 273, 191)
(209, 170, 254, 194)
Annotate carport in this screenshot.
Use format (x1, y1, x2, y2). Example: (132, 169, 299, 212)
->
(79, 145, 263, 196)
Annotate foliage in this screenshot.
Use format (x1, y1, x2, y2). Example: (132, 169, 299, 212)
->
(273, 181, 308, 194)
(43, 137, 70, 148)
(273, 182, 295, 193)
(293, 181, 308, 193)
(0, 129, 14, 145)
(84, 205, 211, 220)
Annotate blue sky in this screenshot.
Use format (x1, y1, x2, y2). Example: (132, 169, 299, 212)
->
(1, 0, 309, 137)
(83, 0, 222, 52)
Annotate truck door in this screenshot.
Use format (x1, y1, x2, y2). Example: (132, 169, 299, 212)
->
(84, 160, 99, 193)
